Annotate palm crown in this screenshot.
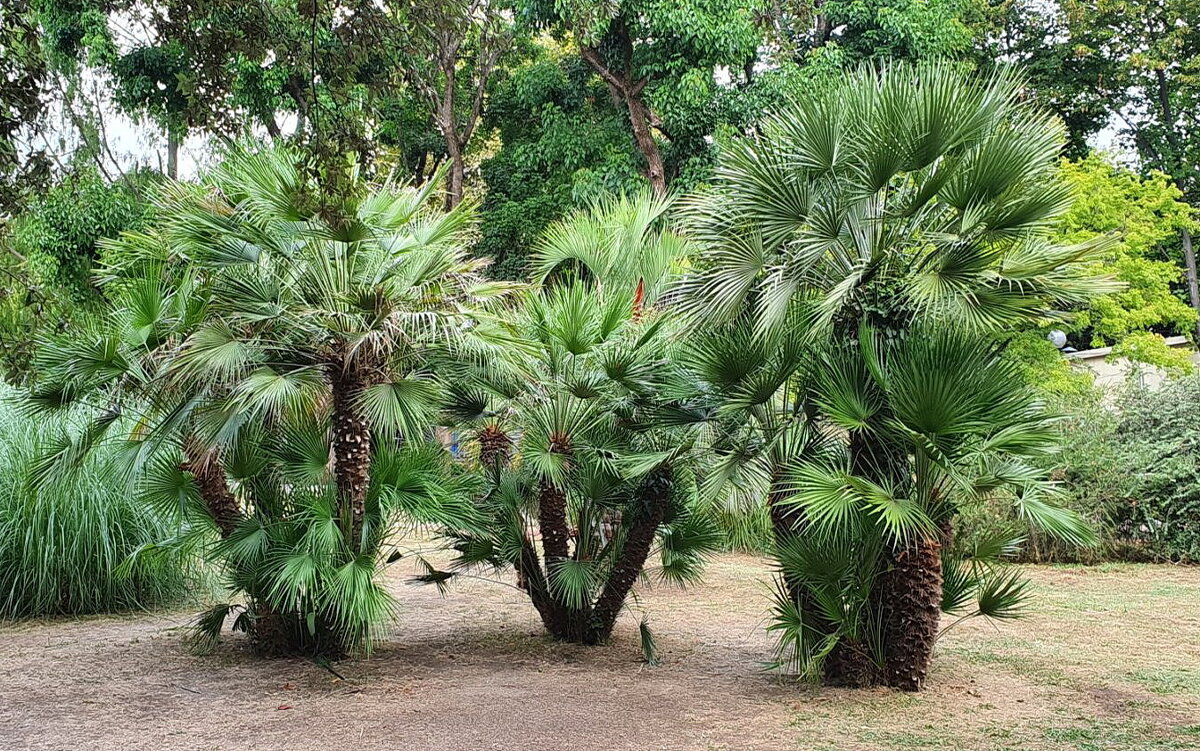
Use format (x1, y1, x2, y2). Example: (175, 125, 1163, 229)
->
(679, 63, 1117, 336)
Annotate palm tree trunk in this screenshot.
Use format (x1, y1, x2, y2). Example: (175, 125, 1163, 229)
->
(537, 479, 571, 562)
(823, 640, 883, 687)
(534, 478, 591, 640)
(182, 441, 240, 538)
(586, 465, 673, 644)
(331, 361, 372, 546)
(855, 423, 947, 691)
(849, 430, 926, 689)
(876, 525, 946, 691)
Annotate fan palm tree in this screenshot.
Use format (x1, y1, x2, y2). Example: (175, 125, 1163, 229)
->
(768, 325, 1091, 687)
(678, 64, 1113, 689)
(34, 146, 515, 655)
(425, 196, 719, 646)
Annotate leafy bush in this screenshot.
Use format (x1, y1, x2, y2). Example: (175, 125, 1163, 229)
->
(1101, 376, 1200, 561)
(962, 375, 1200, 563)
(0, 392, 191, 618)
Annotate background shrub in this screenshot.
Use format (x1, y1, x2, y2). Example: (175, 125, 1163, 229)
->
(1102, 376, 1200, 561)
(0, 168, 154, 385)
(961, 375, 1200, 563)
(0, 391, 192, 618)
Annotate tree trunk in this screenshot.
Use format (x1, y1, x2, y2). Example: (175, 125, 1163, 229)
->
(626, 98, 667, 195)
(182, 443, 240, 538)
(823, 640, 883, 688)
(533, 476, 585, 639)
(586, 465, 673, 644)
(166, 124, 180, 179)
(331, 360, 372, 547)
(577, 37, 668, 196)
(1148, 70, 1200, 340)
(537, 479, 571, 563)
(876, 525, 946, 691)
(1180, 227, 1200, 341)
(850, 424, 947, 691)
(445, 136, 466, 209)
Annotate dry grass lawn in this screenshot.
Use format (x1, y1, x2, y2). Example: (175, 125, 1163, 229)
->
(2, 554, 1198, 751)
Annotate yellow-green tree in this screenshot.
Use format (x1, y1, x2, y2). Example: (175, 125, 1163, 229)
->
(1055, 155, 1197, 368)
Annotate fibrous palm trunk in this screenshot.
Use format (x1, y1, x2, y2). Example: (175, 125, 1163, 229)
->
(849, 431, 936, 689)
(533, 478, 593, 641)
(331, 360, 372, 546)
(852, 426, 948, 691)
(586, 465, 673, 645)
(876, 526, 945, 691)
(182, 441, 240, 538)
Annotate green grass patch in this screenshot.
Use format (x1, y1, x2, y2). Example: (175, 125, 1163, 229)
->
(1042, 719, 1196, 751)
(1127, 668, 1200, 696)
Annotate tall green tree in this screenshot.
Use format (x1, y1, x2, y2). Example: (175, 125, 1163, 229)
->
(680, 64, 1109, 689)
(476, 39, 650, 278)
(0, 0, 50, 214)
(0, 167, 153, 384)
(407, 0, 516, 207)
(1054, 155, 1198, 353)
(31, 0, 513, 196)
(977, 0, 1200, 338)
(529, 0, 765, 194)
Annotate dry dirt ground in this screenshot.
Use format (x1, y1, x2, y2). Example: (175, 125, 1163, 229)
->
(2, 555, 1199, 751)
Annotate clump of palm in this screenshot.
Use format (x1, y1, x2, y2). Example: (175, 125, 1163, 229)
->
(426, 196, 720, 646)
(0, 391, 191, 618)
(179, 426, 471, 655)
(678, 63, 1113, 689)
(33, 146, 514, 655)
(768, 326, 1090, 687)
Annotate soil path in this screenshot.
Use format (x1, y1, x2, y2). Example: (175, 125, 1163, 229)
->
(2, 556, 1198, 751)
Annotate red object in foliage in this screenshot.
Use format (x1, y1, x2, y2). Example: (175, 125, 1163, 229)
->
(632, 278, 645, 320)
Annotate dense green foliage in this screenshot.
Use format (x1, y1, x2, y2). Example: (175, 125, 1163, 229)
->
(0, 168, 152, 383)
(1103, 377, 1200, 561)
(0, 0, 1198, 704)
(34, 147, 516, 654)
(0, 0, 49, 213)
(0, 391, 191, 618)
(963, 376, 1200, 565)
(1055, 156, 1197, 353)
(478, 42, 644, 279)
(679, 64, 1102, 689)
(7, 167, 149, 295)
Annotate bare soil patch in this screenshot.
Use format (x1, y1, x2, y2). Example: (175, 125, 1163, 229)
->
(2, 556, 1198, 751)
